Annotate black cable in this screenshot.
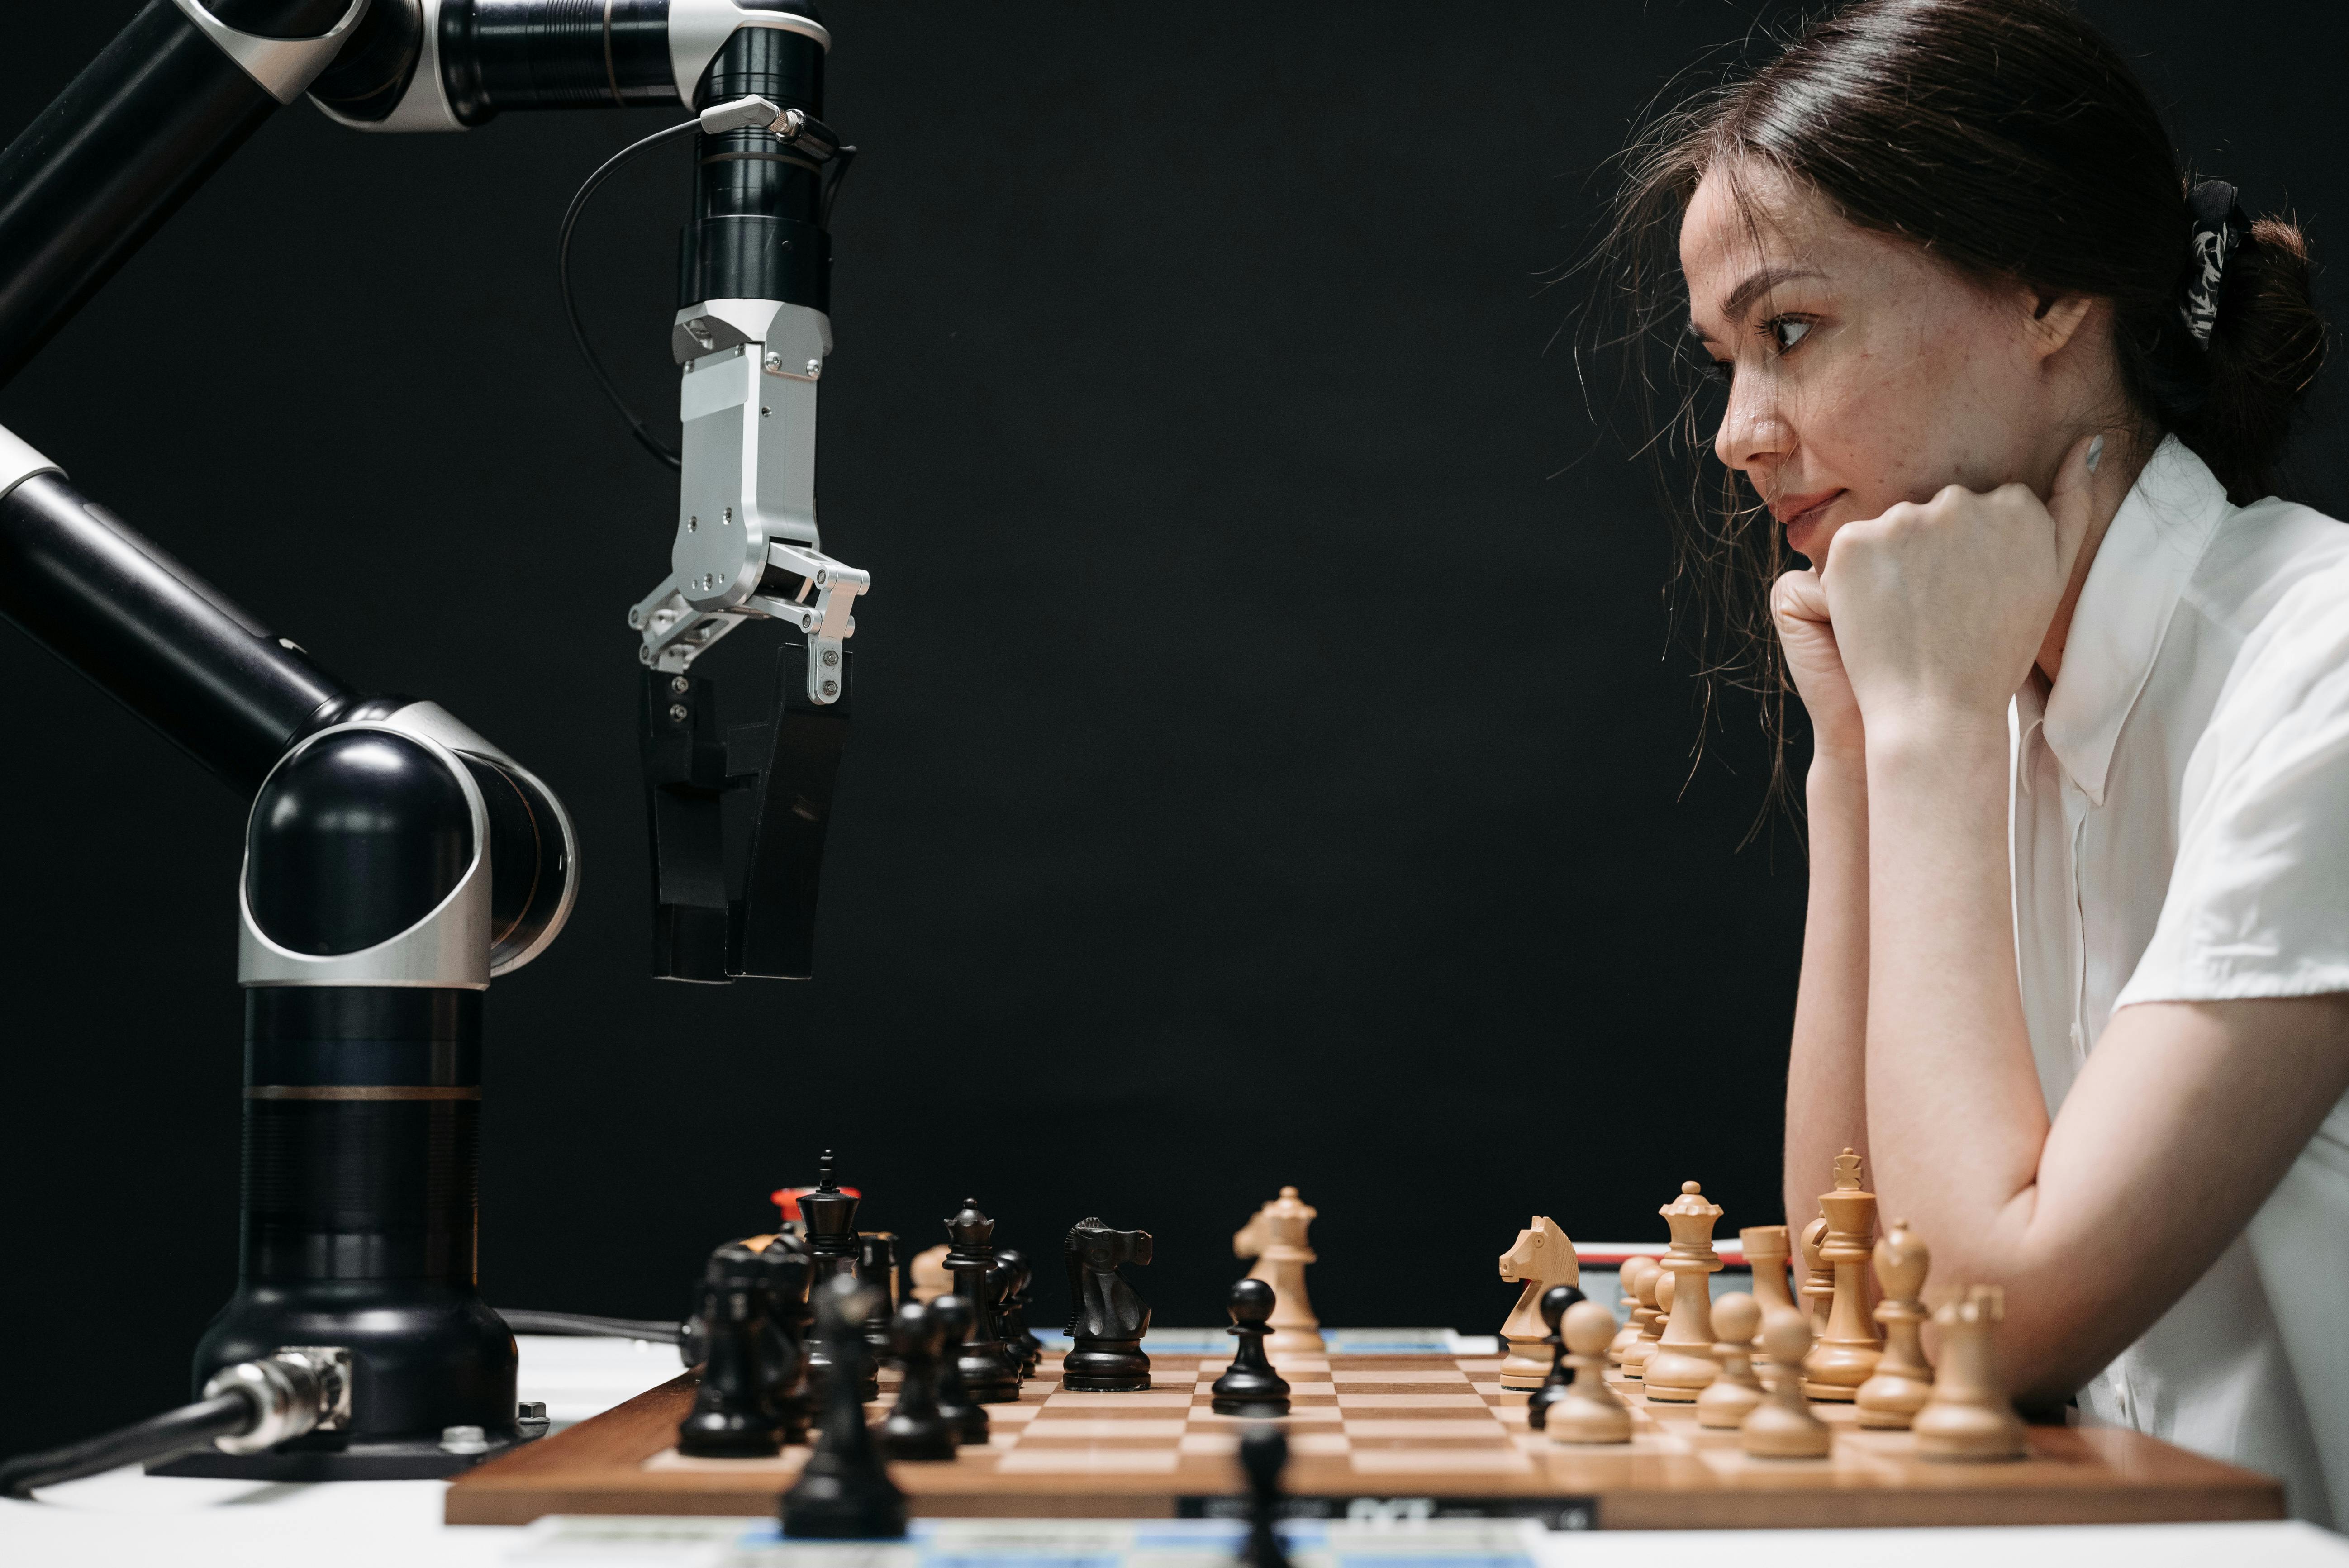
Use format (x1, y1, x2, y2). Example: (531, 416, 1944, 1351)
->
(501, 1309, 686, 1343)
(0, 1391, 254, 1500)
(558, 118, 704, 472)
(820, 144, 858, 228)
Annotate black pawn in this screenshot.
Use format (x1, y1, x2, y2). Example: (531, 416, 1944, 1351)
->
(997, 1248, 1043, 1377)
(1211, 1279, 1292, 1416)
(929, 1292, 990, 1446)
(748, 1242, 813, 1444)
(880, 1301, 958, 1461)
(859, 1232, 899, 1359)
(943, 1198, 1021, 1402)
(1237, 1424, 1291, 1568)
(781, 1276, 907, 1539)
(986, 1258, 1022, 1379)
(678, 1250, 785, 1457)
(1525, 1283, 1585, 1432)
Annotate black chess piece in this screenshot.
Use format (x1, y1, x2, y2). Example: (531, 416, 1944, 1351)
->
(802, 1155, 876, 1401)
(1525, 1283, 1585, 1432)
(678, 1246, 787, 1456)
(943, 1199, 1022, 1402)
(929, 1292, 990, 1445)
(1211, 1279, 1291, 1416)
(799, 1151, 862, 1283)
(995, 1248, 1044, 1377)
(678, 1240, 808, 1437)
(781, 1276, 908, 1539)
(1236, 1423, 1291, 1568)
(1062, 1217, 1153, 1392)
(751, 1242, 814, 1444)
(858, 1232, 899, 1359)
(986, 1258, 1018, 1373)
(879, 1300, 958, 1461)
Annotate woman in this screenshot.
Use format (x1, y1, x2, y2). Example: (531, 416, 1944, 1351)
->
(1611, 0, 2348, 1522)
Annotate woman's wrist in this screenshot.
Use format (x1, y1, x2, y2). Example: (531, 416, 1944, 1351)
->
(1862, 703, 2011, 772)
(1807, 746, 1868, 814)
(1807, 721, 1869, 780)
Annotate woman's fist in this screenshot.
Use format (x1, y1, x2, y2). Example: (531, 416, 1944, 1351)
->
(1771, 567, 1864, 764)
(1821, 435, 2099, 740)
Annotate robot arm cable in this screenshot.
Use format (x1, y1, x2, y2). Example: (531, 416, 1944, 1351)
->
(0, 1349, 348, 1499)
(560, 95, 842, 473)
(497, 1309, 687, 1345)
(0, 1393, 253, 1500)
(559, 116, 701, 472)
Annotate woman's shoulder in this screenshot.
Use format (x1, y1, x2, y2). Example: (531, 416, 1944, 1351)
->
(2184, 495, 2349, 776)
(2184, 493, 2349, 646)
(2128, 495, 2349, 1009)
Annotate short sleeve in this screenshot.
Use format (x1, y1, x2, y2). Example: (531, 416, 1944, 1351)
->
(2118, 562, 2349, 1005)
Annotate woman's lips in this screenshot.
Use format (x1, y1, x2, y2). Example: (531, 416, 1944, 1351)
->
(1775, 489, 1845, 557)
(1770, 488, 1844, 527)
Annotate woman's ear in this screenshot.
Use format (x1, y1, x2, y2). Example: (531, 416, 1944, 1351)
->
(2024, 291, 2097, 361)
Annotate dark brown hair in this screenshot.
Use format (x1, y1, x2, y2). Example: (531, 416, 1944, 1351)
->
(1593, 0, 2327, 803)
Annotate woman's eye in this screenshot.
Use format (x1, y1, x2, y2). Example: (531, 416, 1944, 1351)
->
(1767, 316, 1814, 353)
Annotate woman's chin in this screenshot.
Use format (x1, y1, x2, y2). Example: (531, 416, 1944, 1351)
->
(1786, 516, 1828, 564)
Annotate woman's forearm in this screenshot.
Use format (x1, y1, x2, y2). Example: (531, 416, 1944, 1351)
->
(1861, 715, 2050, 1282)
(1784, 752, 1872, 1230)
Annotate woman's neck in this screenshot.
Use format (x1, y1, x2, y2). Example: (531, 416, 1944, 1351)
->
(2035, 428, 2154, 685)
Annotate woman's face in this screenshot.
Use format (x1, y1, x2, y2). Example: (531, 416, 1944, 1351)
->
(1679, 160, 2088, 566)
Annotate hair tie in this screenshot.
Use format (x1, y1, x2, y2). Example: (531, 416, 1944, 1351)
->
(2180, 179, 2248, 348)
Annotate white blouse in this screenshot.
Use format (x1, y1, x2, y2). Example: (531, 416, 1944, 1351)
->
(2010, 435, 2349, 1525)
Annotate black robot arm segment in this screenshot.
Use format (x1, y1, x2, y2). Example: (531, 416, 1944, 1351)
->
(0, 2, 830, 389)
(308, 0, 830, 131)
(0, 0, 361, 390)
(0, 434, 355, 790)
(0, 422, 585, 972)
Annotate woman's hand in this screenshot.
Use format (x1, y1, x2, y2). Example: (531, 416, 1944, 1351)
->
(1771, 568, 1865, 765)
(1822, 435, 2100, 742)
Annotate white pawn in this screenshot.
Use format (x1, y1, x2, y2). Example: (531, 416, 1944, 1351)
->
(1740, 1307, 1830, 1459)
(1624, 1266, 1671, 1382)
(1608, 1256, 1659, 1370)
(1548, 1300, 1632, 1445)
(1696, 1292, 1765, 1430)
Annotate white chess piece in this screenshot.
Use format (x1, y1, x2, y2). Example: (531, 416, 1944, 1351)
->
(1740, 1307, 1831, 1459)
(1234, 1187, 1323, 1354)
(1497, 1217, 1579, 1390)
(1548, 1300, 1632, 1445)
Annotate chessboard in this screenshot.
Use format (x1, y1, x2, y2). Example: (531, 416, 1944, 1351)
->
(444, 1342, 2282, 1530)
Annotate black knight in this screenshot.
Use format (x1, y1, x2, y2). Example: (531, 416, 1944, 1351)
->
(1061, 1218, 1153, 1392)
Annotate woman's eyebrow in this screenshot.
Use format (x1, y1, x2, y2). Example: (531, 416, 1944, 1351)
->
(1689, 265, 1826, 340)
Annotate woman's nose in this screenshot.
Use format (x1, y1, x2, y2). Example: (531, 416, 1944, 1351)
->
(1715, 374, 1793, 475)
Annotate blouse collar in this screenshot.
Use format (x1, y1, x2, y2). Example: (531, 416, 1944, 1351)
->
(2038, 436, 2232, 804)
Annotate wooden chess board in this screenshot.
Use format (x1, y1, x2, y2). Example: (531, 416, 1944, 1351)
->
(445, 1347, 2283, 1530)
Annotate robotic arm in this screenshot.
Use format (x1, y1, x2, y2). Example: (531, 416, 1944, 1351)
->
(0, 0, 868, 1477)
(316, 0, 873, 982)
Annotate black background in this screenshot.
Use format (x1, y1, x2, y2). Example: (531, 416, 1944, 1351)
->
(1, 1, 2343, 1455)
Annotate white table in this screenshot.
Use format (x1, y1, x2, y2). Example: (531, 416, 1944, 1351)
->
(4, 1337, 2343, 1567)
